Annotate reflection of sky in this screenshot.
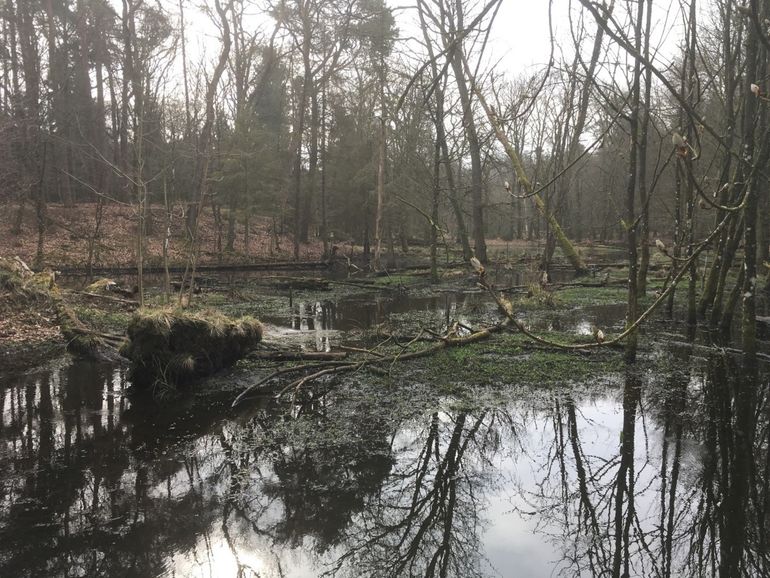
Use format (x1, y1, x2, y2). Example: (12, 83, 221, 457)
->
(169, 527, 320, 578)
(482, 397, 703, 577)
(0, 358, 707, 578)
(164, 394, 680, 577)
(483, 399, 623, 577)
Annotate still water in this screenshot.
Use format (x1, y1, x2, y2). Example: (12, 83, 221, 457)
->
(2, 354, 767, 577)
(261, 292, 626, 353)
(1, 294, 768, 577)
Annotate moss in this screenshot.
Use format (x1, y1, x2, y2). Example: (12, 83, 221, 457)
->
(199, 292, 230, 307)
(66, 332, 103, 357)
(402, 332, 624, 389)
(0, 268, 22, 292)
(372, 273, 424, 287)
(74, 306, 132, 333)
(121, 307, 263, 391)
(56, 302, 111, 359)
(557, 285, 628, 307)
(0, 258, 57, 303)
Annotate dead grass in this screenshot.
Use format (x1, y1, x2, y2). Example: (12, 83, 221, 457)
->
(121, 307, 263, 391)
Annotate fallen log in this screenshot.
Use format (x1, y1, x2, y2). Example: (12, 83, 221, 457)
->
(57, 302, 123, 358)
(663, 339, 770, 363)
(498, 279, 628, 293)
(76, 291, 139, 306)
(329, 279, 402, 291)
(247, 350, 347, 362)
(58, 261, 330, 277)
(275, 277, 331, 291)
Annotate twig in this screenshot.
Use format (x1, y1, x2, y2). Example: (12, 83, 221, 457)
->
(339, 345, 385, 358)
(75, 291, 139, 306)
(232, 323, 508, 406)
(247, 351, 347, 362)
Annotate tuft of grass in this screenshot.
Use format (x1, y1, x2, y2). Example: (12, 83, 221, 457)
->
(518, 283, 560, 309)
(122, 307, 263, 391)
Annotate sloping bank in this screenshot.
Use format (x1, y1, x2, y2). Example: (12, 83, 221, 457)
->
(1, 259, 263, 390)
(1, 257, 88, 369)
(0, 257, 130, 362)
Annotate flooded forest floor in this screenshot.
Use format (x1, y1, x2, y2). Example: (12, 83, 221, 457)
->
(2, 242, 770, 577)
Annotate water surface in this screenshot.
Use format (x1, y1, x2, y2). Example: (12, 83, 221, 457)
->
(1, 291, 769, 577)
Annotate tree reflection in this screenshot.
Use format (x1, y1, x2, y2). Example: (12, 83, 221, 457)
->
(526, 355, 770, 578)
(3, 352, 770, 577)
(0, 361, 223, 577)
(209, 388, 520, 578)
(219, 390, 396, 551)
(316, 407, 518, 578)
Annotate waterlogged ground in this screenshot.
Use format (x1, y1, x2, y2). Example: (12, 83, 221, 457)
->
(2, 271, 770, 577)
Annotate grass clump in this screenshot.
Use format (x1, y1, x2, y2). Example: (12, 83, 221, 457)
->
(515, 283, 561, 309)
(121, 308, 263, 391)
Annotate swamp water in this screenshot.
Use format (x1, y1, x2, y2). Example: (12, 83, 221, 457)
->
(1, 288, 769, 577)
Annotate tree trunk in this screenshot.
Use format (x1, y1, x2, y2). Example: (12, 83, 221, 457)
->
(471, 75, 587, 274)
(183, 0, 232, 302)
(416, 1, 472, 261)
(373, 115, 386, 270)
(301, 86, 318, 244)
(636, 0, 653, 295)
(740, 2, 760, 373)
(623, 0, 644, 363)
(448, 53, 486, 262)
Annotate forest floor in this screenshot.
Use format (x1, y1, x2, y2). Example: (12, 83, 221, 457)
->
(0, 202, 628, 271)
(0, 202, 326, 269)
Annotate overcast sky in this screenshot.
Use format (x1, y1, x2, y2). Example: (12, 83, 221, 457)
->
(161, 0, 685, 102)
(177, 0, 565, 76)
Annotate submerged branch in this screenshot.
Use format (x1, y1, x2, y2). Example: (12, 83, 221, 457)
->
(232, 323, 509, 406)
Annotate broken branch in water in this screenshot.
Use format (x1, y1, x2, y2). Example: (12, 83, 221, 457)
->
(476, 207, 733, 351)
(231, 323, 508, 406)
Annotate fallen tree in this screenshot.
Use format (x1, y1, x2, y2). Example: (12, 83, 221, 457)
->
(232, 323, 508, 406)
(1, 257, 119, 359)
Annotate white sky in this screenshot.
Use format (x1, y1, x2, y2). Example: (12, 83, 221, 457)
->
(148, 0, 686, 107)
(176, 0, 563, 78)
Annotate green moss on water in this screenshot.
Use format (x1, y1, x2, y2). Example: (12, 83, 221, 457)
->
(199, 292, 230, 307)
(391, 332, 625, 392)
(557, 285, 628, 307)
